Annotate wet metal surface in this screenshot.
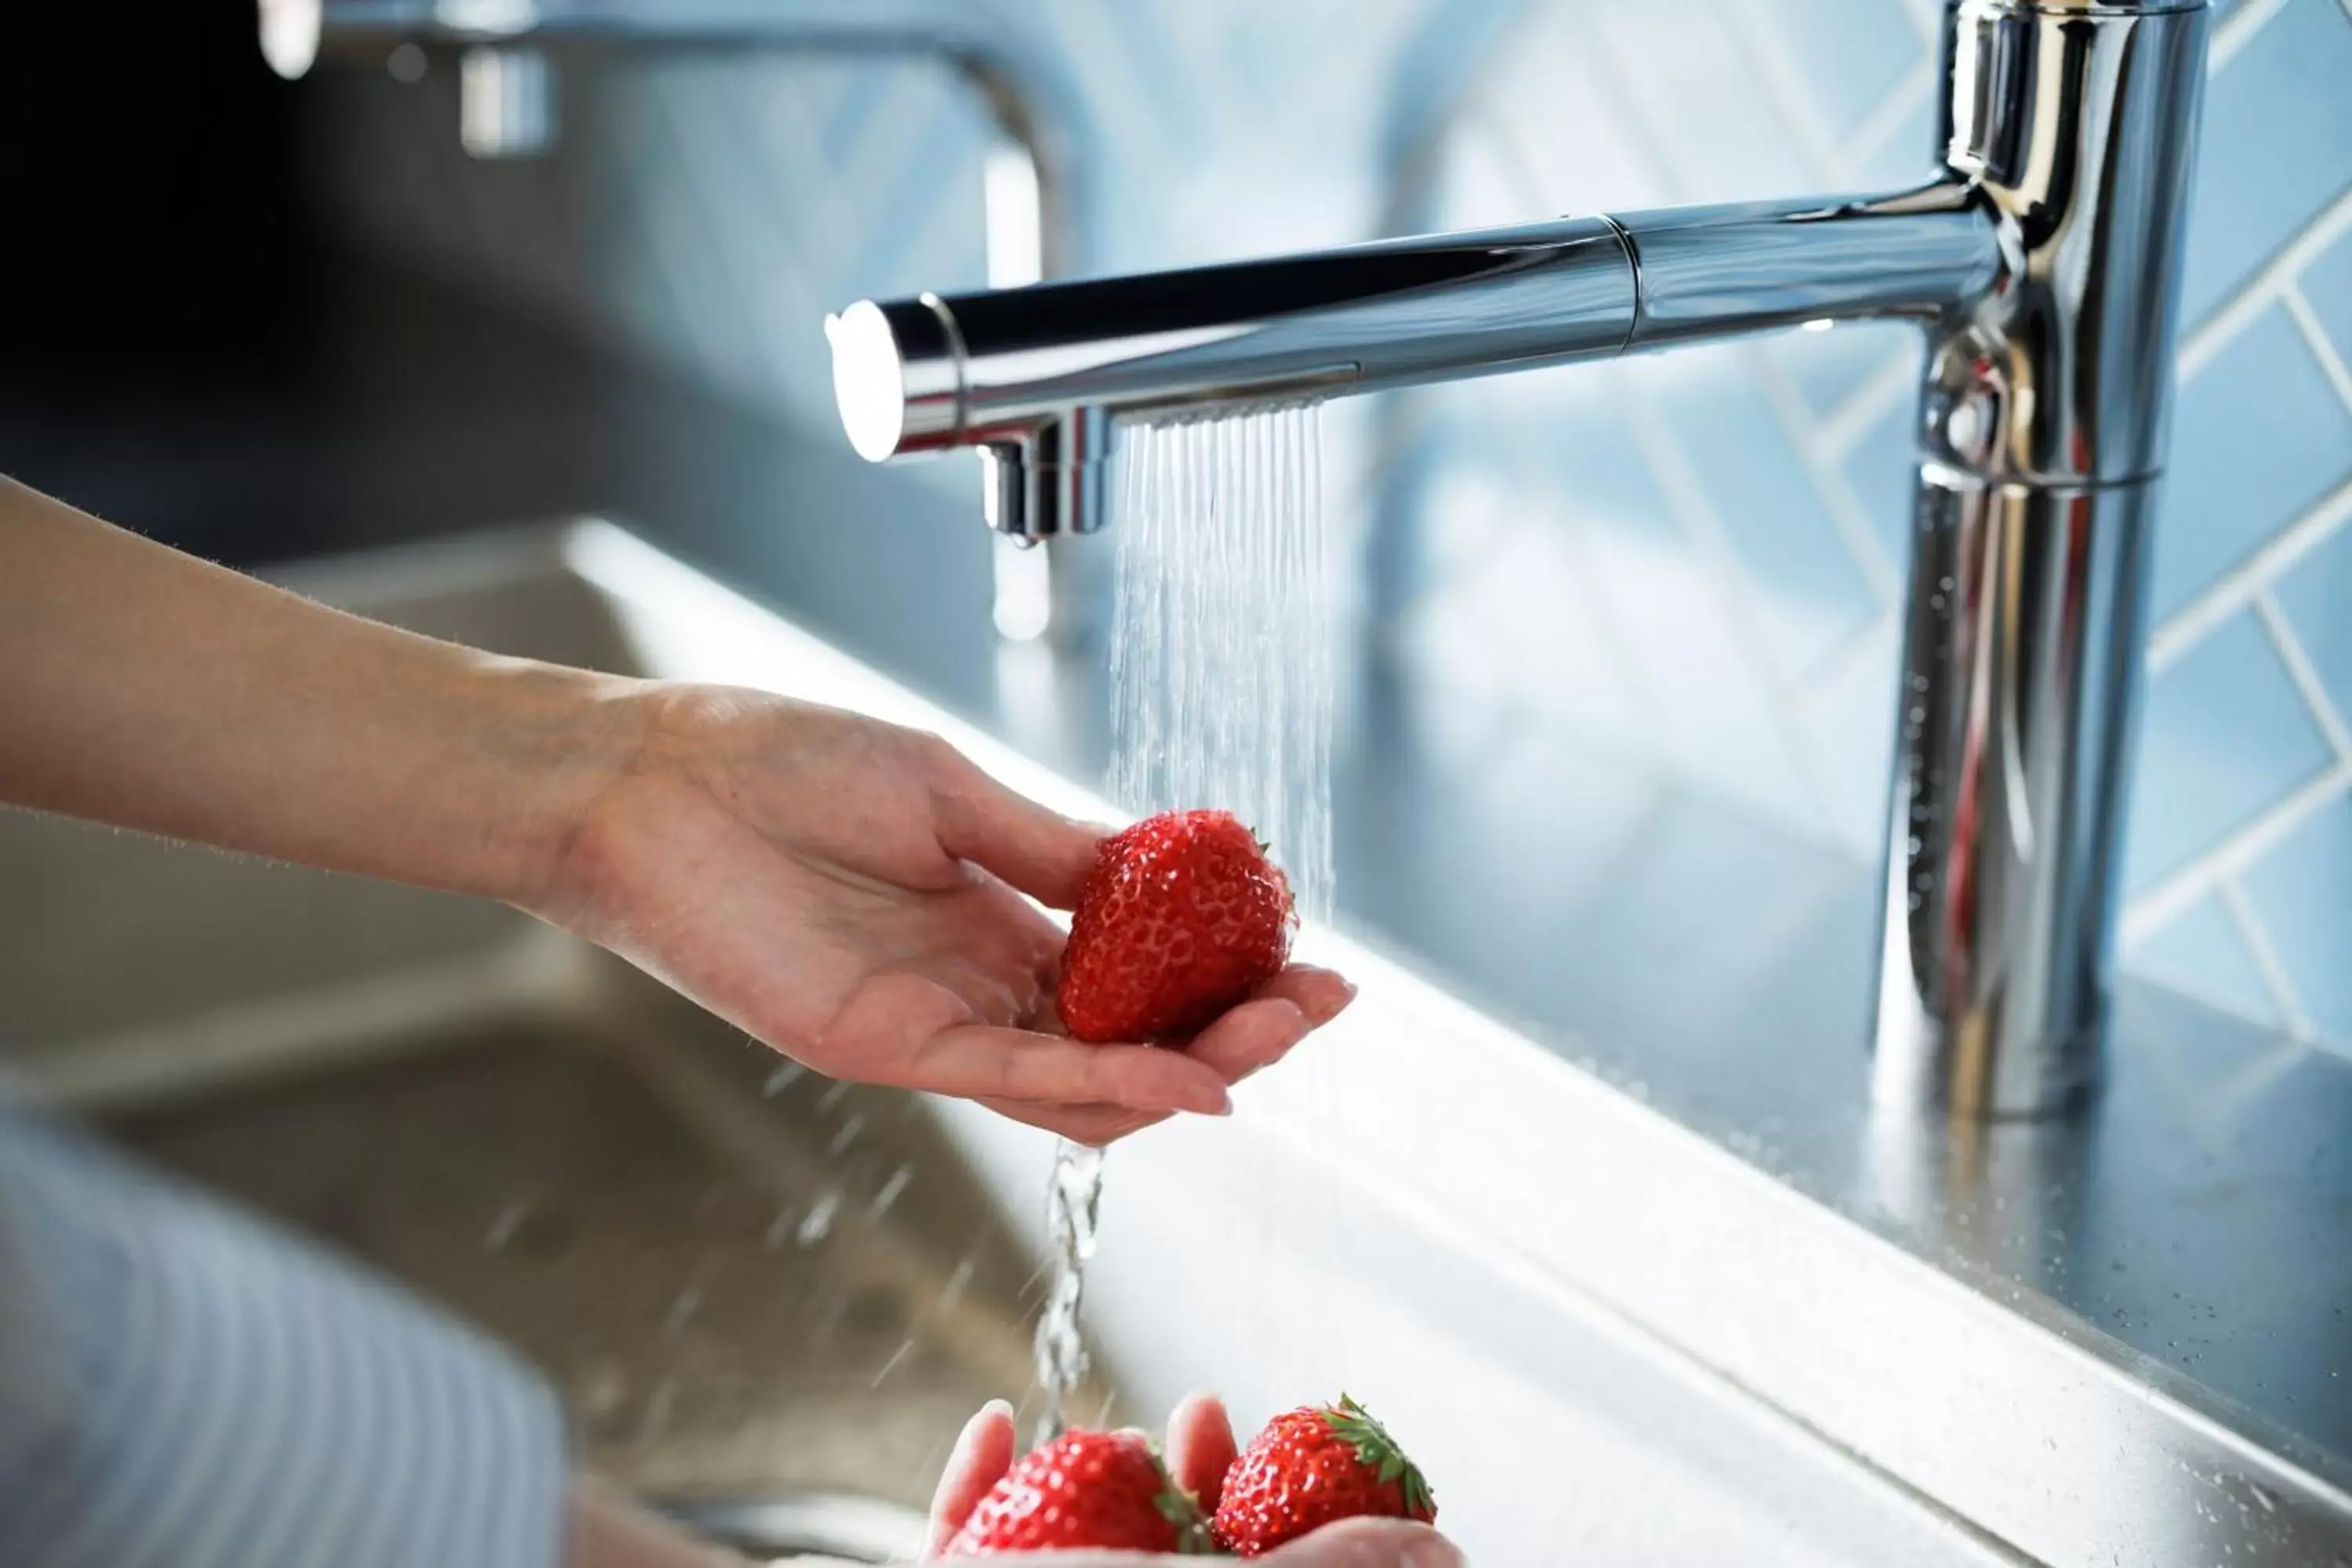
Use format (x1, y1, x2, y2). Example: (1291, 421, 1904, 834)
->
(96, 981, 1095, 1511)
(1336, 666, 2352, 1465)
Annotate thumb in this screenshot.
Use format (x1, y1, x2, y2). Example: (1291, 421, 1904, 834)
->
(927, 746, 1107, 910)
(1265, 1518, 1465, 1568)
(922, 1399, 1018, 1556)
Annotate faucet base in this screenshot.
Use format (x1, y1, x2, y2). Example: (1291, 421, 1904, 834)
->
(1870, 470, 2155, 1119)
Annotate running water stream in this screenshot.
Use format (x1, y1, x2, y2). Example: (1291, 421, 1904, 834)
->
(1033, 401, 1334, 1445)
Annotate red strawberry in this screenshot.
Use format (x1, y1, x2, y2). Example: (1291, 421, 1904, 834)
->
(1211, 1396, 1437, 1558)
(1058, 809, 1295, 1044)
(946, 1428, 1212, 1556)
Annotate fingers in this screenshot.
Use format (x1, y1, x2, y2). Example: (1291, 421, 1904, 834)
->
(1265, 1518, 1463, 1567)
(1252, 964, 1358, 1028)
(1165, 1392, 1239, 1514)
(913, 1026, 1234, 1116)
(923, 1399, 1018, 1557)
(1176, 962, 1356, 1087)
(975, 1098, 1168, 1146)
(1184, 996, 1312, 1084)
(961, 964, 1359, 1144)
(927, 746, 1107, 911)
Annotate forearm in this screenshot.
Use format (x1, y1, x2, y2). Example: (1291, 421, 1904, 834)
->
(0, 477, 637, 902)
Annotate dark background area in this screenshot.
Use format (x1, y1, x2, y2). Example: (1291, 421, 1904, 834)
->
(1, 2, 603, 565)
(0, 3, 997, 713)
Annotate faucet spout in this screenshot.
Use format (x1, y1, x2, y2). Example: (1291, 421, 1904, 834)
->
(827, 187, 2001, 537)
(828, 0, 2213, 1120)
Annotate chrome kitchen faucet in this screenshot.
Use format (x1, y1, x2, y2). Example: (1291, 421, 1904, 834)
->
(827, 0, 2214, 1117)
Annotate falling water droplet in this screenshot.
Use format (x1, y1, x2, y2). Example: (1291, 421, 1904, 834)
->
(797, 1186, 843, 1247)
(869, 1163, 914, 1221)
(1033, 401, 1336, 1448)
(829, 1113, 866, 1156)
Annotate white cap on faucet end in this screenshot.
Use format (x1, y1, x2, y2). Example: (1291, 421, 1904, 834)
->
(828, 300, 910, 463)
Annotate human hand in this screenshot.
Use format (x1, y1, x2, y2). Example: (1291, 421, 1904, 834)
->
(534, 688, 1354, 1145)
(920, 1396, 1461, 1566)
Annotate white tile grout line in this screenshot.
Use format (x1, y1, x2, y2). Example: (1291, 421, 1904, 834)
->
(1619, 379, 1858, 821)
(2209, 0, 2294, 71)
(1817, 343, 1923, 464)
(2121, 761, 2351, 945)
(2283, 281, 2352, 417)
(1835, 55, 1938, 189)
(1722, 0, 1844, 186)
(1896, 0, 1944, 47)
(2254, 590, 2352, 767)
(1748, 343, 1904, 604)
(2176, 184, 2352, 381)
(2216, 875, 2318, 1041)
(1798, 606, 1903, 702)
(2148, 474, 2352, 669)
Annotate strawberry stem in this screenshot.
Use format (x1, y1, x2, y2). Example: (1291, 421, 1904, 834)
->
(1326, 1394, 1436, 1519)
(1148, 1440, 1217, 1555)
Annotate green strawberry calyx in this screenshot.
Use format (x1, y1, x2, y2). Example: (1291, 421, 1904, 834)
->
(1325, 1394, 1436, 1519)
(1145, 1441, 1218, 1555)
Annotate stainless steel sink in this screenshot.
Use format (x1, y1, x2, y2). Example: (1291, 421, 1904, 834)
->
(0, 528, 1112, 1564)
(21, 521, 2341, 1566)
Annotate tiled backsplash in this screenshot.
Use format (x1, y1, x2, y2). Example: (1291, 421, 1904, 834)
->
(317, 0, 2352, 1047)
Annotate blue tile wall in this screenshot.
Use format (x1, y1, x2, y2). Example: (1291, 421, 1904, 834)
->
(2307, 228, 2352, 350)
(2129, 893, 2281, 1028)
(314, 0, 2352, 1047)
(2278, 522, 2352, 724)
(2152, 307, 2352, 620)
(2125, 615, 2334, 894)
(2176, 0, 2352, 325)
(2245, 794, 2352, 1040)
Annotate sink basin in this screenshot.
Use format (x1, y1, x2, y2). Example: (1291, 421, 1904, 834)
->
(9, 519, 2304, 1565)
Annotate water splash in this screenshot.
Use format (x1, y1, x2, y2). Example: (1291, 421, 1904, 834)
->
(1031, 1140, 1108, 1443)
(1033, 401, 1334, 1446)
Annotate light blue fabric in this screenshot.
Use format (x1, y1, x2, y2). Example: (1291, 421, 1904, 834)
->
(0, 1098, 568, 1568)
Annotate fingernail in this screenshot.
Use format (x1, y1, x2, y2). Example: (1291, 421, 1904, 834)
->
(1301, 978, 1356, 1025)
(980, 1399, 1015, 1423)
(1405, 1541, 1465, 1568)
(1192, 1083, 1234, 1116)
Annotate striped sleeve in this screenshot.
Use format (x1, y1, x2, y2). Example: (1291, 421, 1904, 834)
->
(0, 1100, 568, 1568)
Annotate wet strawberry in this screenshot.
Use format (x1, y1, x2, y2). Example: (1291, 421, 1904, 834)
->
(946, 1428, 1211, 1556)
(1057, 809, 1294, 1044)
(1211, 1396, 1436, 1558)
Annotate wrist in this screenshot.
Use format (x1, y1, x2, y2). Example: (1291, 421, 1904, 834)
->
(468, 659, 660, 915)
